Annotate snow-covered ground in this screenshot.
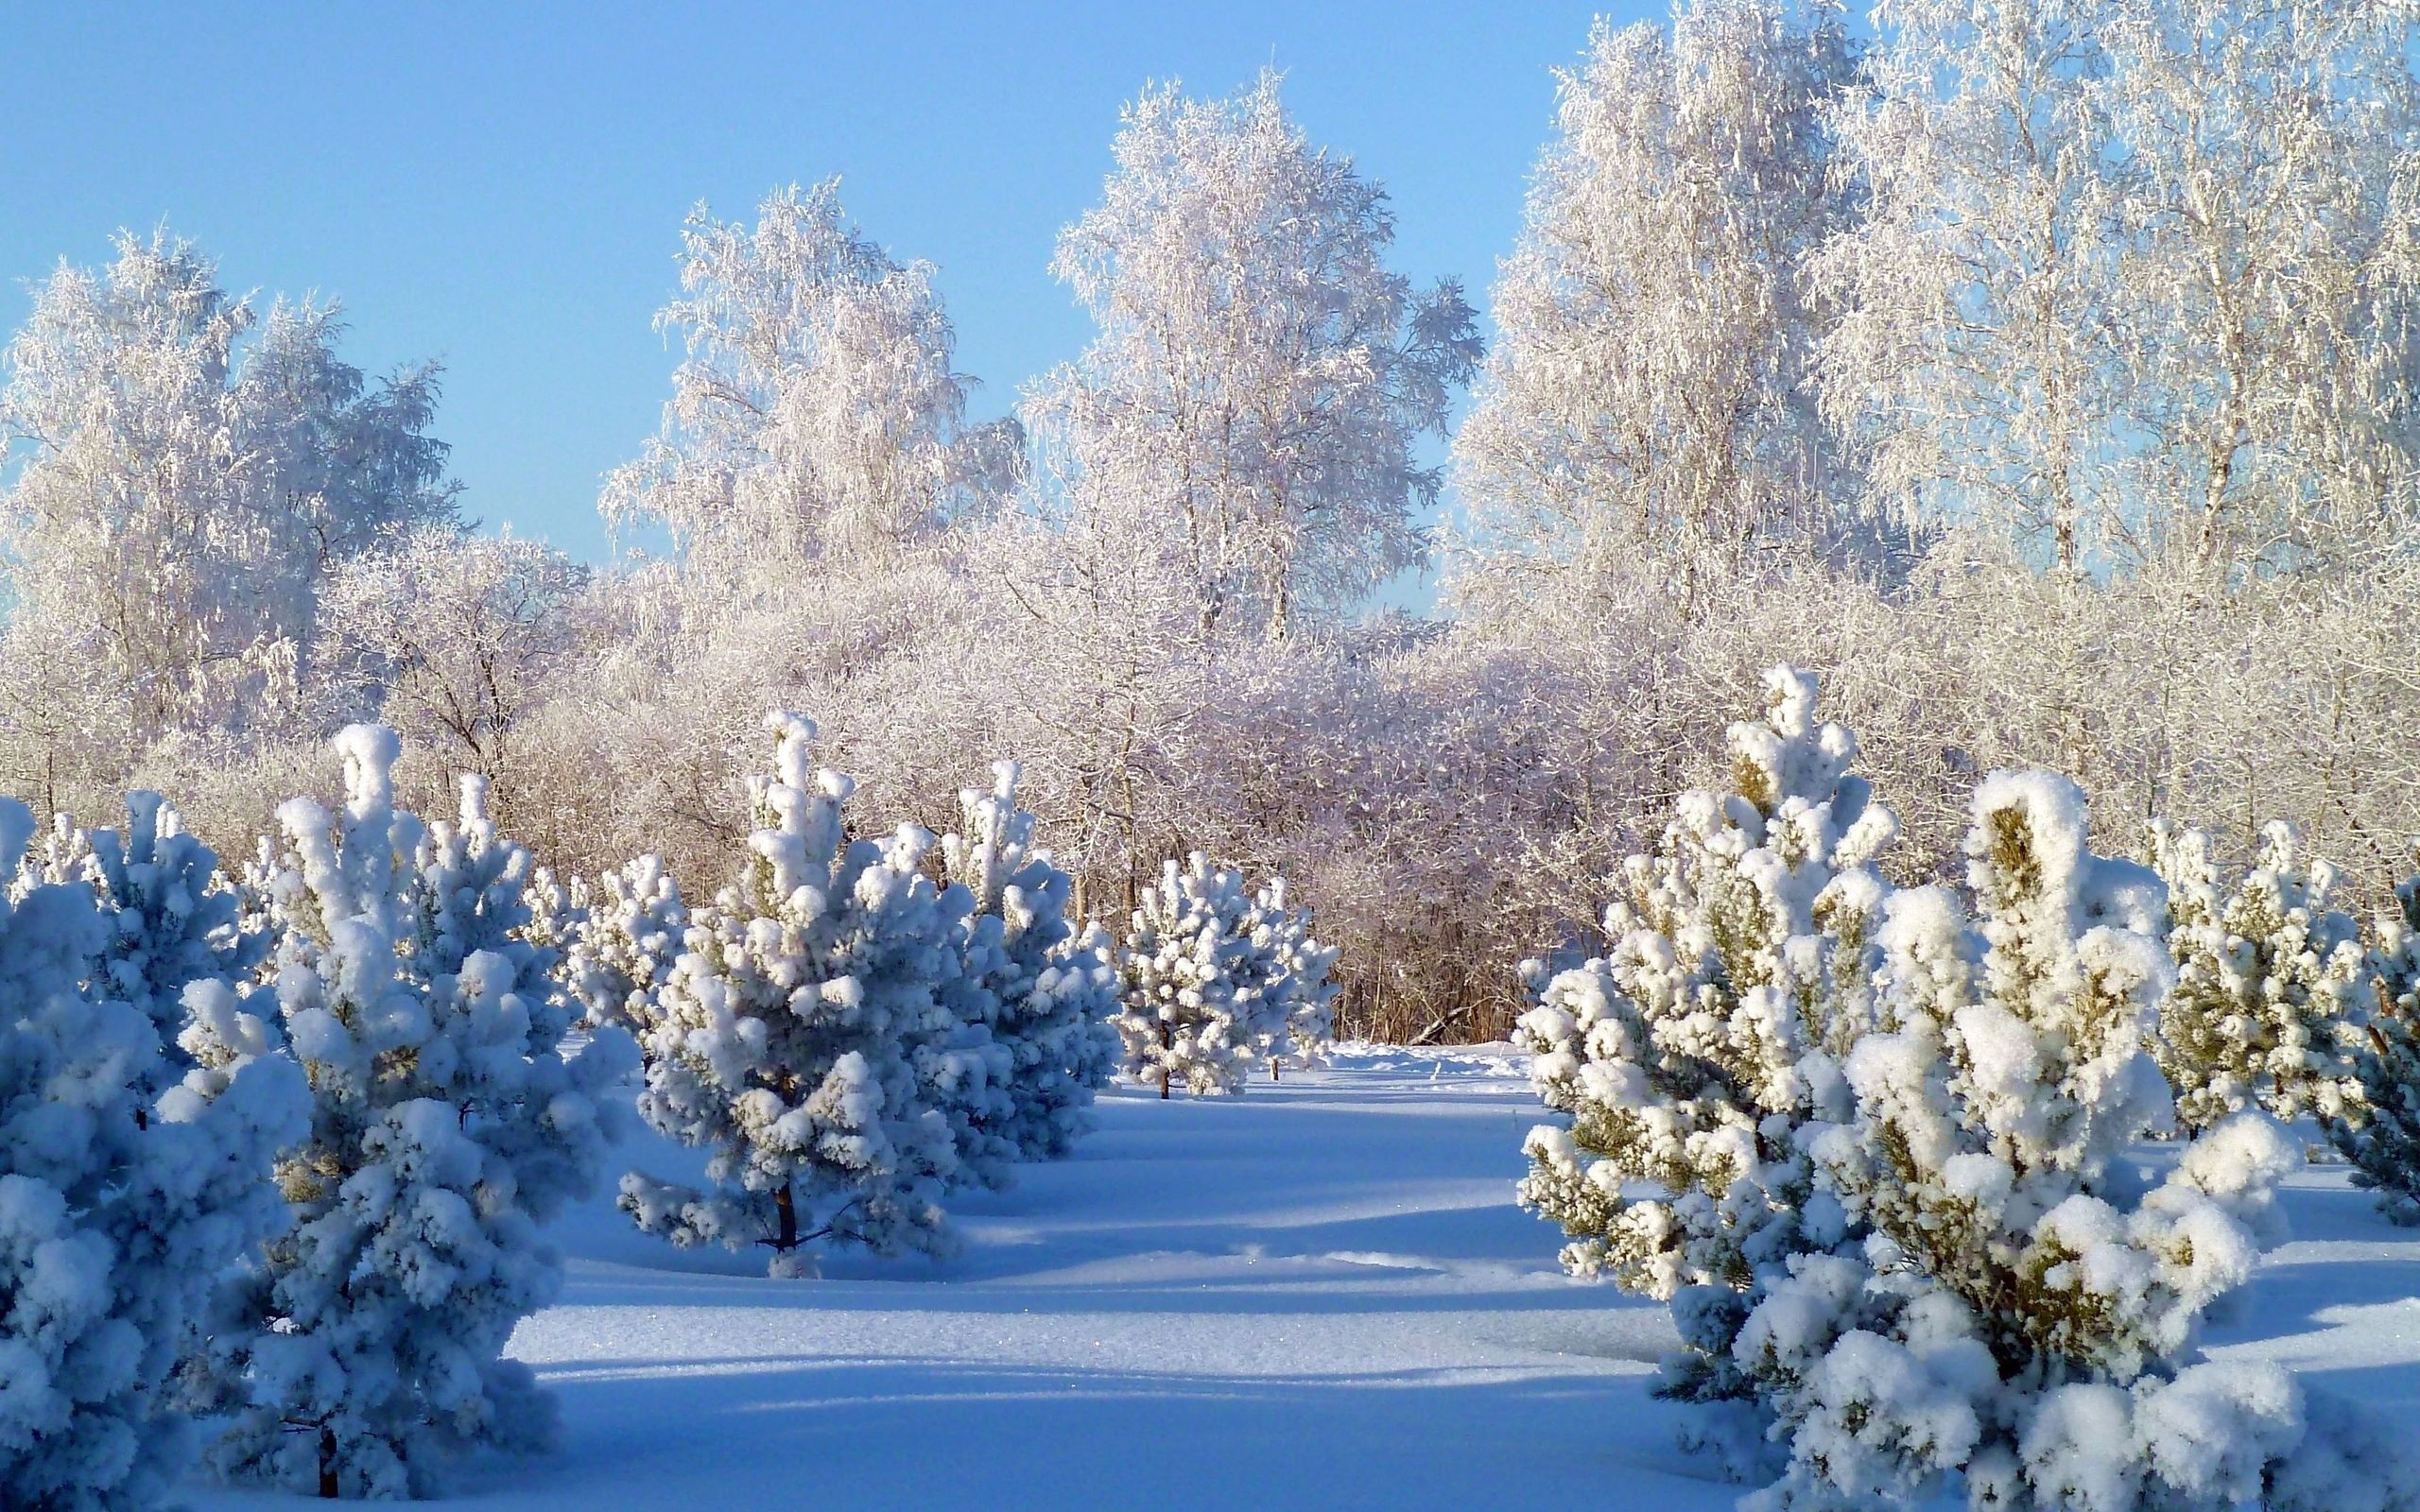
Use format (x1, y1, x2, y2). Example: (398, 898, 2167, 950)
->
(186, 1046, 2420, 1510)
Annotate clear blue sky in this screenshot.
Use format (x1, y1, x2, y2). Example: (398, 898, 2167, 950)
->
(1, 2, 1651, 561)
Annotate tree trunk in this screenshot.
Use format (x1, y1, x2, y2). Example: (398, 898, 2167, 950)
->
(774, 1182, 799, 1253)
(319, 1426, 338, 1499)
(1158, 1018, 1173, 1099)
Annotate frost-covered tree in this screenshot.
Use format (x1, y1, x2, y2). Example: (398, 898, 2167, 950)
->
(1115, 854, 1270, 1097)
(0, 797, 306, 1512)
(316, 528, 589, 810)
(940, 761, 1118, 1160)
(1730, 769, 2387, 1510)
(1817, 0, 2126, 576)
(194, 730, 635, 1498)
(1454, 1, 1860, 612)
(0, 231, 456, 794)
(619, 713, 979, 1275)
(561, 854, 686, 1034)
(2099, 0, 2420, 571)
(1027, 71, 1481, 643)
(2331, 852, 2420, 1226)
(604, 181, 1018, 576)
(1515, 666, 1895, 1440)
(2151, 819, 2366, 1135)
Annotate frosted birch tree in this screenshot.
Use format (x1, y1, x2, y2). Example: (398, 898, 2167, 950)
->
(604, 181, 1019, 576)
(0, 231, 456, 796)
(1026, 71, 1481, 644)
(1453, 1, 1860, 614)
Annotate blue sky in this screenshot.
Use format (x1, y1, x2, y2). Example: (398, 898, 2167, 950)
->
(1, 2, 1651, 561)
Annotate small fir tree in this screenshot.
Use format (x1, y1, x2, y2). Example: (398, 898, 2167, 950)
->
(0, 798, 306, 1512)
(195, 732, 636, 1498)
(560, 854, 687, 1033)
(1734, 770, 2384, 1510)
(618, 713, 977, 1276)
(2151, 819, 2367, 1134)
(1242, 876, 1340, 1080)
(1115, 854, 1269, 1096)
(2330, 850, 2420, 1225)
(940, 761, 1118, 1160)
(1512, 664, 1895, 1456)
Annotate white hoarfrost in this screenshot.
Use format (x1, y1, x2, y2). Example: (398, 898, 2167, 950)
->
(0, 796, 306, 1512)
(192, 730, 636, 1498)
(619, 713, 981, 1276)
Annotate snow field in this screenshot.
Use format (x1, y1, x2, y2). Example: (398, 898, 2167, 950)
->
(185, 1046, 2420, 1510)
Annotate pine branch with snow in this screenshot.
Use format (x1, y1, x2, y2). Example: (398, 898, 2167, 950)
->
(559, 854, 687, 1034)
(2330, 851, 2420, 1226)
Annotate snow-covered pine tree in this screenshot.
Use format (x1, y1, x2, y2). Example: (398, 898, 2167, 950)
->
(1734, 770, 2386, 1510)
(2151, 819, 2366, 1134)
(0, 797, 306, 1512)
(2330, 850, 2420, 1225)
(618, 713, 976, 1276)
(196, 733, 637, 1499)
(1115, 853, 1269, 1096)
(940, 761, 1117, 1160)
(1241, 876, 1340, 1080)
(560, 854, 685, 1033)
(1512, 664, 1894, 1448)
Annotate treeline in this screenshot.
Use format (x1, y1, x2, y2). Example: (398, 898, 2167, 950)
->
(5, 2, 2419, 1043)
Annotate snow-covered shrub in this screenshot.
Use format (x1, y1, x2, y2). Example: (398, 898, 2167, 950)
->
(560, 854, 686, 1033)
(619, 713, 977, 1276)
(1115, 853, 1272, 1096)
(1242, 875, 1340, 1079)
(0, 798, 306, 1512)
(940, 761, 1117, 1160)
(2331, 853, 2420, 1225)
(194, 731, 636, 1499)
(2150, 819, 2366, 1134)
(1735, 770, 2390, 1511)
(1513, 664, 1895, 1443)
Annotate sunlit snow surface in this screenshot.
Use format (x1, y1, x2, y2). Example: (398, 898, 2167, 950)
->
(186, 1046, 2420, 1510)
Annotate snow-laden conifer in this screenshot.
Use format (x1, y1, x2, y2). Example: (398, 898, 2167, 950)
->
(2151, 819, 2366, 1134)
(195, 731, 636, 1498)
(0, 798, 306, 1512)
(1734, 770, 2395, 1510)
(561, 854, 686, 1033)
(619, 713, 977, 1275)
(2331, 852, 2420, 1225)
(940, 761, 1117, 1160)
(1115, 854, 1268, 1096)
(1513, 664, 1894, 1446)
(1242, 876, 1340, 1079)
